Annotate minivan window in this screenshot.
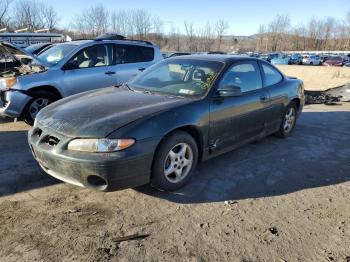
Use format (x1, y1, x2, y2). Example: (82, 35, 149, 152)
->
(115, 45, 154, 64)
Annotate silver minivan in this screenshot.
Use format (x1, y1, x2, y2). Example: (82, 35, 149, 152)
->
(0, 38, 162, 124)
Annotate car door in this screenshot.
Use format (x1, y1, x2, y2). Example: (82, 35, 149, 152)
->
(110, 44, 155, 85)
(259, 62, 289, 133)
(62, 44, 117, 96)
(209, 60, 269, 152)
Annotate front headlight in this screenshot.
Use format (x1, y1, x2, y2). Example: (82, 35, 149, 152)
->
(67, 138, 135, 153)
(0, 77, 16, 91)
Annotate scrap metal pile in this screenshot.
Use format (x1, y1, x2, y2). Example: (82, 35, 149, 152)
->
(305, 85, 350, 105)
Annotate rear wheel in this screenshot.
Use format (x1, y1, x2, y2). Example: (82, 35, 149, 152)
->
(23, 91, 58, 125)
(275, 102, 297, 138)
(151, 131, 198, 191)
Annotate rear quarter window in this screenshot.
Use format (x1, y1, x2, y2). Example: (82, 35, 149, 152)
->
(115, 44, 154, 64)
(139, 46, 154, 62)
(262, 63, 283, 87)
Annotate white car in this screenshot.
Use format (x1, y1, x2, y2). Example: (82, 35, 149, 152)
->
(302, 55, 321, 65)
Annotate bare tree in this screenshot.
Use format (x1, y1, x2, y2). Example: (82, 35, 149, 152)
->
(255, 24, 266, 51)
(132, 9, 152, 39)
(110, 10, 131, 36)
(0, 0, 12, 28)
(152, 16, 163, 46)
(268, 14, 290, 51)
(345, 11, 350, 49)
(12, 0, 58, 31)
(41, 4, 59, 30)
(184, 21, 197, 51)
(169, 25, 181, 51)
(215, 19, 229, 51)
(13, 0, 44, 30)
(201, 22, 215, 51)
(72, 4, 109, 37)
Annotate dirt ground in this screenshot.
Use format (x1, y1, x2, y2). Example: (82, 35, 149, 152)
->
(0, 103, 349, 262)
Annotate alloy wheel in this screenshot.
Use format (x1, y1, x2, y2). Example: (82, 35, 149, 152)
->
(283, 107, 296, 133)
(163, 142, 193, 183)
(29, 98, 51, 119)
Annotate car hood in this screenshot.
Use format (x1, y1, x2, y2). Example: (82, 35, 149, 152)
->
(0, 41, 46, 77)
(37, 87, 191, 137)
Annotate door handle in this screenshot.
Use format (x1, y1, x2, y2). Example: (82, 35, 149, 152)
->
(260, 95, 268, 101)
(138, 68, 146, 72)
(105, 71, 116, 75)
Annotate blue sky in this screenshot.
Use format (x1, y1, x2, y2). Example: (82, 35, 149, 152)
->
(50, 0, 349, 35)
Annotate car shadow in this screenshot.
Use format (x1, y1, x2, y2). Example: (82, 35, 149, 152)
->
(0, 128, 60, 197)
(1, 109, 349, 200)
(136, 109, 350, 204)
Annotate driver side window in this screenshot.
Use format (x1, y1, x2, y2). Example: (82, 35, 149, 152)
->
(219, 61, 262, 92)
(69, 44, 113, 69)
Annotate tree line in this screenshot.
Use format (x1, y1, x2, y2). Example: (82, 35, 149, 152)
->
(256, 14, 350, 52)
(0, 0, 350, 52)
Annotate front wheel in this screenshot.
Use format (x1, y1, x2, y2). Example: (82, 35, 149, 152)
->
(151, 131, 198, 191)
(23, 92, 58, 125)
(275, 102, 297, 138)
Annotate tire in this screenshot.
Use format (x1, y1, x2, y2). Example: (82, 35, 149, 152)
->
(310, 62, 313, 65)
(275, 102, 297, 138)
(151, 131, 198, 191)
(23, 91, 58, 125)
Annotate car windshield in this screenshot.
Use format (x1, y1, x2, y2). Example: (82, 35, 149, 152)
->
(25, 44, 46, 53)
(130, 59, 224, 97)
(37, 44, 77, 65)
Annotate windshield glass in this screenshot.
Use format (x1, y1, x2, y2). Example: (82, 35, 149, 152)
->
(25, 44, 44, 54)
(130, 59, 224, 97)
(37, 44, 77, 65)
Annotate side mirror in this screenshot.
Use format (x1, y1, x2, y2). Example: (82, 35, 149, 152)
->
(216, 85, 242, 97)
(63, 60, 79, 70)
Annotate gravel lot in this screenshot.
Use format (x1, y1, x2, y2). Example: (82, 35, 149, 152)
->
(0, 103, 349, 261)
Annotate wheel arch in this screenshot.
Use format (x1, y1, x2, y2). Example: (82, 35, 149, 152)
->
(291, 97, 301, 111)
(152, 125, 204, 167)
(25, 85, 62, 99)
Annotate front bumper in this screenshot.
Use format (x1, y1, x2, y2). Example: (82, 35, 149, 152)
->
(28, 124, 160, 191)
(0, 90, 31, 118)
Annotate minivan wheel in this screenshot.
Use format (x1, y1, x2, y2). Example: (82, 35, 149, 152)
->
(151, 131, 198, 191)
(275, 102, 297, 138)
(23, 92, 58, 125)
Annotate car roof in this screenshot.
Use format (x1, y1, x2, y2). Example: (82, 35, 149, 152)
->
(61, 39, 157, 47)
(167, 54, 264, 63)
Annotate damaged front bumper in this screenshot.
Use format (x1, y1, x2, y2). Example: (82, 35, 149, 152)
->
(0, 90, 31, 118)
(28, 124, 158, 191)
